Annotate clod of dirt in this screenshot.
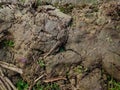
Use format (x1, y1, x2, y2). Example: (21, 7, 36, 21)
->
(65, 2, 120, 89)
(0, 1, 120, 90)
(0, 4, 71, 84)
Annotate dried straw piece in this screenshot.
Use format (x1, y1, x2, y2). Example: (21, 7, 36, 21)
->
(0, 61, 23, 74)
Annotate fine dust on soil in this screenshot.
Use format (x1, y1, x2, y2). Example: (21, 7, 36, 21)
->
(0, 0, 120, 90)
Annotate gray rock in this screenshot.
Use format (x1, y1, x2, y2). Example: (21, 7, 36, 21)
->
(0, 4, 71, 83)
(9, 5, 71, 63)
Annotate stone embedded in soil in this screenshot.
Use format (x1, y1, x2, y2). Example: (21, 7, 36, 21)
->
(0, 4, 71, 84)
(0, 1, 120, 90)
(8, 5, 71, 64)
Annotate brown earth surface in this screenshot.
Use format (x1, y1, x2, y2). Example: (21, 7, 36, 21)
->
(0, 1, 120, 90)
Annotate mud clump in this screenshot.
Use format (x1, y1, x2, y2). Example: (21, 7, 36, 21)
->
(0, 3, 71, 82)
(0, 1, 120, 90)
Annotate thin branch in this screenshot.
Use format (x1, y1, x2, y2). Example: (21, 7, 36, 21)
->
(0, 67, 4, 76)
(4, 77, 17, 90)
(0, 76, 12, 90)
(34, 74, 46, 83)
(0, 79, 7, 90)
(0, 61, 23, 74)
(29, 74, 46, 90)
(43, 76, 67, 83)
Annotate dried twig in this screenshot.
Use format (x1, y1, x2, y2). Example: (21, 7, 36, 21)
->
(0, 79, 7, 90)
(43, 76, 67, 83)
(0, 84, 5, 90)
(0, 61, 23, 74)
(0, 67, 17, 90)
(0, 67, 4, 76)
(29, 74, 46, 90)
(34, 74, 46, 83)
(0, 76, 12, 90)
(43, 41, 61, 59)
(0, 68, 12, 90)
(4, 77, 17, 90)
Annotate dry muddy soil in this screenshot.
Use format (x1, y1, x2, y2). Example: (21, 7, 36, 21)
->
(0, 0, 120, 90)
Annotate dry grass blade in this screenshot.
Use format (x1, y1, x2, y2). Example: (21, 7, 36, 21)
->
(0, 76, 12, 90)
(0, 84, 6, 90)
(0, 67, 17, 90)
(4, 77, 17, 90)
(0, 67, 4, 76)
(43, 76, 67, 83)
(29, 74, 46, 90)
(34, 74, 46, 83)
(0, 68, 12, 90)
(0, 61, 23, 74)
(0, 79, 7, 90)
